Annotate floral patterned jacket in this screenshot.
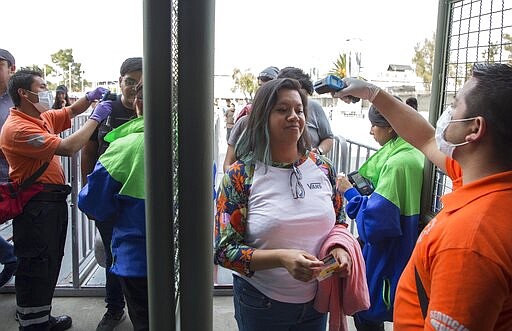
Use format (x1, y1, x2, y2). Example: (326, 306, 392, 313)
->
(214, 151, 347, 276)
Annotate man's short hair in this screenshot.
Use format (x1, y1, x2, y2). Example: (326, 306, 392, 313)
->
(120, 57, 143, 76)
(8, 70, 42, 107)
(277, 67, 314, 95)
(466, 63, 512, 164)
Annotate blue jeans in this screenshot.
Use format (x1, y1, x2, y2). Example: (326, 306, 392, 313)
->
(0, 236, 16, 264)
(96, 221, 125, 311)
(233, 275, 327, 331)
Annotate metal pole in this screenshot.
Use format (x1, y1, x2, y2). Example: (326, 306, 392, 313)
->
(178, 0, 214, 329)
(422, 0, 451, 218)
(144, 0, 175, 329)
(68, 63, 72, 91)
(70, 153, 80, 288)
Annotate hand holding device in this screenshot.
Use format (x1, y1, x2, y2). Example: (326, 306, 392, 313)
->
(313, 75, 360, 103)
(347, 170, 374, 195)
(332, 78, 381, 103)
(316, 254, 340, 281)
(101, 90, 118, 102)
(86, 87, 109, 102)
(89, 101, 113, 123)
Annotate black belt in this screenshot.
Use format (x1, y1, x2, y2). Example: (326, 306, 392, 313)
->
(31, 184, 71, 202)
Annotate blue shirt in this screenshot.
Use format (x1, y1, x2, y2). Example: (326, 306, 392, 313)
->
(0, 90, 13, 182)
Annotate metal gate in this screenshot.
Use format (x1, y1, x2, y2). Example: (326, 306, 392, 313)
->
(425, 0, 512, 215)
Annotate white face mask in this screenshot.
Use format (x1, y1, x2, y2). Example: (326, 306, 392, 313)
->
(26, 90, 54, 112)
(435, 106, 475, 158)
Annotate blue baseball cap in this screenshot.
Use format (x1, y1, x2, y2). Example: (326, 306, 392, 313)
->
(0, 49, 15, 66)
(258, 66, 279, 81)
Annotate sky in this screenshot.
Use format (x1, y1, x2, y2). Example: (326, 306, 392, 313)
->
(2, 0, 439, 83)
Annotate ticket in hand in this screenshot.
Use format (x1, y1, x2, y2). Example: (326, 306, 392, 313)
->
(316, 253, 340, 281)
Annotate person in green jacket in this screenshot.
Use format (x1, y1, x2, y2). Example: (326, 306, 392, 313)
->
(337, 104, 424, 331)
(78, 81, 148, 331)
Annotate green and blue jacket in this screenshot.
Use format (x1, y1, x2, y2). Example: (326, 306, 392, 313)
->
(78, 117, 146, 277)
(344, 137, 424, 322)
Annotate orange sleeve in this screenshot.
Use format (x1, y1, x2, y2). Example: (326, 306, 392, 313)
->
(11, 123, 62, 162)
(445, 157, 462, 190)
(426, 249, 507, 330)
(41, 107, 72, 133)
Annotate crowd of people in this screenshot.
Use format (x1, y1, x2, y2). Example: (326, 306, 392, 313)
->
(1, 44, 512, 331)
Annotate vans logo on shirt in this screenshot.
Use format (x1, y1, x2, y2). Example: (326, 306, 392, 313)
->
(307, 182, 322, 190)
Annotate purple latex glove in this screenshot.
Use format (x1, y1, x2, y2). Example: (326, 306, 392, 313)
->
(85, 87, 109, 102)
(89, 101, 112, 123)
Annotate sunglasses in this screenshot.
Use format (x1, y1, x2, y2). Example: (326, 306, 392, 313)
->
(289, 164, 305, 199)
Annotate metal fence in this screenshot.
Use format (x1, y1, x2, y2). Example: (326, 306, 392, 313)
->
(428, 0, 512, 213)
(325, 136, 378, 175)
(59, 114, 99, 292)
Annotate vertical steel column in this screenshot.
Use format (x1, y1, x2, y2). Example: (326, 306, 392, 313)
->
(70, 153, 80, 288)
(421, 0, 451, 217)
(178, 0, 214, 329)
(144, 0, 175, 329)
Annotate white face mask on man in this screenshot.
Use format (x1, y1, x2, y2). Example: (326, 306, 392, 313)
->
(435, 106, 476, 158)
(26, 90, 54, 113)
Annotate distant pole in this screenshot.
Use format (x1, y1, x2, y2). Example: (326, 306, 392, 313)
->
(68, 63, 72, 91)
(81, 71, 84, 92)
(43, 65, 47, 81)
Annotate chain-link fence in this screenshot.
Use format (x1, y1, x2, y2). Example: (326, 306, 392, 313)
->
(431, 0, 512, 212)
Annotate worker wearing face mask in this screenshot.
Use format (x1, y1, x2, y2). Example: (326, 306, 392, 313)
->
(0, 69, 111, 331)
(334, 64, 512, 330)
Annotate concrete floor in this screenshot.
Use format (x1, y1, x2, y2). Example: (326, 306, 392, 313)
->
(0, 293, 238, 331)
(0, 292, 394, 330)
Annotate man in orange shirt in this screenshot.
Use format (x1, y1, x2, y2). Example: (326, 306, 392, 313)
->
(334, 63, 512, 330)
(0, 69, 112, 330)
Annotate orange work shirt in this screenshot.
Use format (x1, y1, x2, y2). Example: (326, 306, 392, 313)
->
(0, 107, 71, 184)
(394, 170, 512, 330)
(445, 157, 463, 190)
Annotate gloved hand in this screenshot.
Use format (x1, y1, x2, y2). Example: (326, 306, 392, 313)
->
(333, 78, 381, 103)
(85, 87, 109, 102)
(89, 101, 112, 123)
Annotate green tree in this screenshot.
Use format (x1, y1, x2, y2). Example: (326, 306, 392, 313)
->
(503, 33, 512, 63)
(329, 53, 347, 78)
(412, 33, 435, 91)
(50, 49, 86, 92)
(231, 68, 258, 99)
(482, 43, 500, 63)
(19, 64, 57, 89)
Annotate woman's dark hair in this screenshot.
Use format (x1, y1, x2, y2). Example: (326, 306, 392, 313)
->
(52, 89, 71, 109)
(405, 97, 418, 110)
(235, 78, 310, 165)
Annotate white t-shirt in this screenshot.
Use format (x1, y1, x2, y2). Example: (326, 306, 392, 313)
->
(240, 158, 335, 303)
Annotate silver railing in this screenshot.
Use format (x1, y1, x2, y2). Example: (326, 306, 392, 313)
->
(58, 114, 100, 294)
(326, 135, 378, 175)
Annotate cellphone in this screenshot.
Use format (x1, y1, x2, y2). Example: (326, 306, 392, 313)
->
(347, 170, 374, 195)
(313, 75, 360, 103)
